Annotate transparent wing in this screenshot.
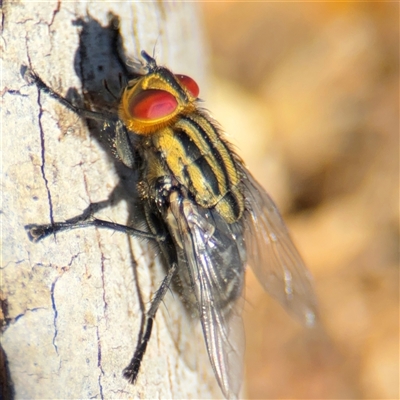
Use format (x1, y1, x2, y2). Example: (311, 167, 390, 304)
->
(241, 167, 318, 326)
(168, 193, 245, 400)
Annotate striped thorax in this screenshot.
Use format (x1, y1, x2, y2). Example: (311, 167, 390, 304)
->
(118, 54, 245, 224)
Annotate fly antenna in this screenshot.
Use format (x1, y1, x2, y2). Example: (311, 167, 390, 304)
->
(152, 36, 160, 59)
(141, 50, 157, 72)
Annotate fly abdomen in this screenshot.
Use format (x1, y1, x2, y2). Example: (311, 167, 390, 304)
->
(152, 112, 245, 224)
(166, 189, 246, 315)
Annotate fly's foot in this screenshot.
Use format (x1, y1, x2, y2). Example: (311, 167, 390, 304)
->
(21, 65, 38, 86)
(25, 223, 54, 242)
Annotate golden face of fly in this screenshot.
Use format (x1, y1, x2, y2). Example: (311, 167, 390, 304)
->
(119, 66, 199, 135)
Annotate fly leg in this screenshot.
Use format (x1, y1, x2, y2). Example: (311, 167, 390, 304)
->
(25, 201, 160, 243)
(26, 198, 173, 385)
(123, 184, 180, 384)
(123, 260, 178, 383)
(21, 65, 114, 123)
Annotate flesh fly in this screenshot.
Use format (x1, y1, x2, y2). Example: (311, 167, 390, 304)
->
(24, 51, 317, 399)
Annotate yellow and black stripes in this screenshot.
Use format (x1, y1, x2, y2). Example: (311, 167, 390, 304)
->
(119, 54, 245, 224)
(151, 112, 244, 224)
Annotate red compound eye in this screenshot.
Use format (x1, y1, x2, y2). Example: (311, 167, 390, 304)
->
(176, 74, 199, 98)
(129, 89, 178, 120)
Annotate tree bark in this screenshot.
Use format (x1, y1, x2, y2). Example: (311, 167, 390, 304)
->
(1, 2, 222, 398)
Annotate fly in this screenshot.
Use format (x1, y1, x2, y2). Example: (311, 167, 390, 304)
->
(24, 51, 318, 399)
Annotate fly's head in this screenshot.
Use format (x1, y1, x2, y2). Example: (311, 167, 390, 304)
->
(119, 51, 200, 135)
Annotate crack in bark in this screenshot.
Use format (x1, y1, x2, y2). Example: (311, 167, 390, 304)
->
(99, 252, 108, 313)
(49, 0, 61, 27)
(36, 90, 56, 232)
(50, 277, 59, 355)
(96, 326, 104, 400)
(0, 259, 27, 271)
(127, 240, 147, 364)
(66, 251, 81, 269)
(26, 45, 56, 233)
(80, 166, 110, 317)
(1, 89, 27, 97)
(12, 307, 46, 324)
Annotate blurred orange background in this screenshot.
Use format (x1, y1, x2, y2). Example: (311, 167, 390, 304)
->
(202, 3, 398, 399)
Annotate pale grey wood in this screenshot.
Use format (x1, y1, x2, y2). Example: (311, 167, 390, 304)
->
(1, 2, 223, 398)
